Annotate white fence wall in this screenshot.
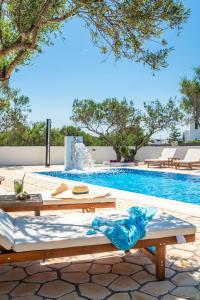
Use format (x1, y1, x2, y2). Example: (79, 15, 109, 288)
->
(87, 146, 116, 163)
(0, 146, 64, 166)
(0, 145, 200, 166)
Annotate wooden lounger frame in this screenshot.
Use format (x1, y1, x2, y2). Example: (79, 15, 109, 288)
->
(0, 233, 195, 281)
(146, 157, 179, 168)
(1, 200, 116, 216)
(174, 161, 200, 170)
(145, 160, 170, 168)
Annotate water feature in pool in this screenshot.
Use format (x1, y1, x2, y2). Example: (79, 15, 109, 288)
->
(38, 168, 200, 205)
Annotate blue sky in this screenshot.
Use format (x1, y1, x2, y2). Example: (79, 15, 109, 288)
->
(11, 0, 199, 132)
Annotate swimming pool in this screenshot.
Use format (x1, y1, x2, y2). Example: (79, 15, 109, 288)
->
(38, 168, 200, 205)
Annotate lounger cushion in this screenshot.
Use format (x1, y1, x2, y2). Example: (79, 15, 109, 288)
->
(145, 159, 168, 162)
(0, 209, 15, 250)
(183, 149, 200, 162)
(177, 160, 200, 164)
(41, 191, 115, 205)
(13, 211, 195, 252)
(145, 148, 177, 162)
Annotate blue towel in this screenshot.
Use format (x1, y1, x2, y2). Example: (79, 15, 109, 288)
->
(87, 206, 157, 251)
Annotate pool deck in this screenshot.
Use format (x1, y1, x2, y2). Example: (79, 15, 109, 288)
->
(0, 164, 200, 299)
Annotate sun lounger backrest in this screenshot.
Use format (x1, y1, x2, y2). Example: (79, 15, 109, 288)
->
(184, 149, 200, 161)
(160, 148, 176, 159)
(0, 209, 15, 250)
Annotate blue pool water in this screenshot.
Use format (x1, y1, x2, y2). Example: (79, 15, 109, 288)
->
(38, 169, 200, 205)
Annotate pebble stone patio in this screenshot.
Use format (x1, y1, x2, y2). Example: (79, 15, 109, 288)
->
(0, 166, 200, 300)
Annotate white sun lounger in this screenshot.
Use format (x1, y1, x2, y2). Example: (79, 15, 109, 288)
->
(174, 149, 200, 169)
(145, 148, 177, 168)
(0, 209, 195, 280)
(0, 191, 116, 215)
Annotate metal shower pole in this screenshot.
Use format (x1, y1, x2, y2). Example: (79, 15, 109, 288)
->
(45, 118, 51, 167)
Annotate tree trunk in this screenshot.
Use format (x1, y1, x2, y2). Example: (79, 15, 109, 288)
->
(129, 148, 137, 162)
(113, 147, 122, 162)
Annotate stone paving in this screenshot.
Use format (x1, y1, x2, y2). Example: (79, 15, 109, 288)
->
(0, 166, 200, 299)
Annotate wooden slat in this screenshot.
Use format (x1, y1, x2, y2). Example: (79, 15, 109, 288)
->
(0, 233, 195, 280)
(1, 201, 116, 212)
(0, 234, 195, 264)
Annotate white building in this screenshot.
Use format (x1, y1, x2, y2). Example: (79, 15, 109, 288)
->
(183, 121, 200, 141)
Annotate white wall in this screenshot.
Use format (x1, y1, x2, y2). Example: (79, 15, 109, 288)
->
(0, 145, 200, 166)
(0, 146, 64, 166)
(87, 146, 116, 163)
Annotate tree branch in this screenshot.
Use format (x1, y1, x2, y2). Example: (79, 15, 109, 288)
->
(0, 0, 5, 45)
(82, 124, 113, 146)
(0, 42, 37, 59)
(4, 50, 27, 81)
(46, 11, 76, 23)
(29, 0, 55, 34)
(17, 0, 23, 34)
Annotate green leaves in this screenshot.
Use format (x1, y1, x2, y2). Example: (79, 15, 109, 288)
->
(143, 98, 182, 134)
(180, 67, 200, 127)
(0, 0, 189, 81)
(168, 125, 181, 143)
(71, 97, 182, 161)
(72, 97, 138, 137)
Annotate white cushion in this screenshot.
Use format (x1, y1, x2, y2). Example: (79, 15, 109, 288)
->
(13, 211, 196, 252)
(160, 148, 176, 159)
(41, 191, 116, 205)
(184, 149, 200, 162)
(0, 209, 15, 250)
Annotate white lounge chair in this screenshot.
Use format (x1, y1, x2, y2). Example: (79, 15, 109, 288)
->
(145, 148, 177, 168)
(0, 209, 195, 280)
(174, 149, 200, 169)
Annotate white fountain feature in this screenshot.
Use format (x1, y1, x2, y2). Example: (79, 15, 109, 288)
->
(65, 136, 94, 170)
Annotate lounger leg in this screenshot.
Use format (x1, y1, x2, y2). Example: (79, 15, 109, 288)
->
(35, 210, 40, 216)
(82, 208, 94, 213)
(89, 207, 95, 213)
(155, 245, 166, 280)
(188, 163, 193, 170)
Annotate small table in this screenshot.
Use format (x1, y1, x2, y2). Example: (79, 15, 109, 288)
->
(167, 157, 180, 167)
(0, 194, 42, 216)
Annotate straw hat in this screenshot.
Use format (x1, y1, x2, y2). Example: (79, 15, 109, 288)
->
(51, 183, 68, 197)
(72, 184, 89, 194)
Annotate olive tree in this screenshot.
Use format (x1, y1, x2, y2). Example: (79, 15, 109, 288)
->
(71, 98, 182, 161)
(0, 85, 31, 131)
(0, 0, 189, 82)
(71, 98, 140, 160)
(0, 85, 31, 145)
